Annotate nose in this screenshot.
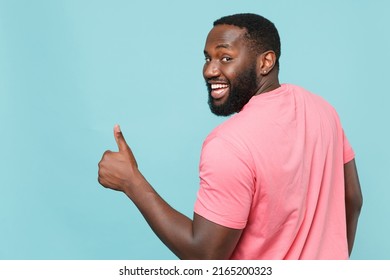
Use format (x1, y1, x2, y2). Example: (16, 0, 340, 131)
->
(203, 61, 221, 79)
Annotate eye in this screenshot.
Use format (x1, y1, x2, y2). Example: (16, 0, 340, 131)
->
(221, 56, 232, 63)
(204, 56, 211, 62)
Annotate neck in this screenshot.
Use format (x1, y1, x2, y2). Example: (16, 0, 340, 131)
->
(255, 74, 280, 96)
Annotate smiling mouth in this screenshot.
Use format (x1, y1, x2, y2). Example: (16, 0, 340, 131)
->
(210, 83, 229, 100)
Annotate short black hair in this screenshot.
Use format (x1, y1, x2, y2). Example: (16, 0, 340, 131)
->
(214, 13, 281, 67)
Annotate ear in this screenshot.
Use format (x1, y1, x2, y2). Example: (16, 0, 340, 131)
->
(257, 51, 277, 76)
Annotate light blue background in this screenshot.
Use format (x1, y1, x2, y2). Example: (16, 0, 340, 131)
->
(1, 0, 389, 260)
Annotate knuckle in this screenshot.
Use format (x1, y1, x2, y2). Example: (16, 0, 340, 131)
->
(100, 150, 112, 163)
(98, 177, 108, 188)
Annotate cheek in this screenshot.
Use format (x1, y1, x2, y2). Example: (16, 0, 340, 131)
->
(223, 61, 248, 81)
(223, 67, 239, 81)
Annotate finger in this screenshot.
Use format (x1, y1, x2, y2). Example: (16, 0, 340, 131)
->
(113, 124, 129, 153)
(113, 124, 138, 167)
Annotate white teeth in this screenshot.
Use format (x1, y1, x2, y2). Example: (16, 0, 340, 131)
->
(211, 84, 228, 89)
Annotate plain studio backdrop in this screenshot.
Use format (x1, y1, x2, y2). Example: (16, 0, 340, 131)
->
(0, 0, 389, 260)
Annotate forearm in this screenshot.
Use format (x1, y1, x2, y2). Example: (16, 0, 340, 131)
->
(98, 126, 241, 259)
(123, 176, 201, 259)
(344, 159, 363, 256)
(345, 201, 362, 256)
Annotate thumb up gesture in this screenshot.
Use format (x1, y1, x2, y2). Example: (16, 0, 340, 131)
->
(98, 125, 142, 194)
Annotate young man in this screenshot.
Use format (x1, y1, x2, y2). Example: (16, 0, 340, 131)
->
(98, 13, 363, 259)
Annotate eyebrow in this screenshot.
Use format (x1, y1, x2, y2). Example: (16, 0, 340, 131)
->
(216, 43, 232, 50)
(203, 43, 233, 55)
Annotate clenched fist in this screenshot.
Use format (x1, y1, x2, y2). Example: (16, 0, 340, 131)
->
(98, 125, 142, 194)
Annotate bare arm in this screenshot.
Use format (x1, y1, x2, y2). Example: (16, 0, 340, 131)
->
(130, 183, 242, 259)
(98, 125, 242, 259)
(344, 159, 363, 256)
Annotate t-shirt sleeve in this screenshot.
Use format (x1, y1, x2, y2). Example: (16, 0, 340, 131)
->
(194, 136, 254, 229)
(343, 129, 355, 164)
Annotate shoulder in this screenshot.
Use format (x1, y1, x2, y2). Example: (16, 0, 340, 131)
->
(287, 84, 340, 114)
(201, 116, 255, 168)
(202, 121, 245, 157)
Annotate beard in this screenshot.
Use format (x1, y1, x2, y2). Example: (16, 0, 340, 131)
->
(207, 63, 258, 117)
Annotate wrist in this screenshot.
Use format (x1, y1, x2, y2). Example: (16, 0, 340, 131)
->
(123, 171, 153, 200)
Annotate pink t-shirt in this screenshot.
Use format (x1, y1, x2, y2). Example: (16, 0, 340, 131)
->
(194, 84, 355, 259)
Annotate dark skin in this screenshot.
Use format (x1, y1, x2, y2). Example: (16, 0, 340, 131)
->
(98, 25, 363, 258)
(344, 159, 363, 255)
(98, 26, 268, 260)
(204, 25, 280, 109)
(98, 125, 241, 259)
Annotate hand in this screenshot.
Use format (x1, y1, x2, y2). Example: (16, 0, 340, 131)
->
(98, 125, 141, 194)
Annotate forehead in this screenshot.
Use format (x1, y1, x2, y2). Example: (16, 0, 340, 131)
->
(204, 25, 247, 50)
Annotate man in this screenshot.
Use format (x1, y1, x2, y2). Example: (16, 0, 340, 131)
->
(98, 13, 363, 259)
